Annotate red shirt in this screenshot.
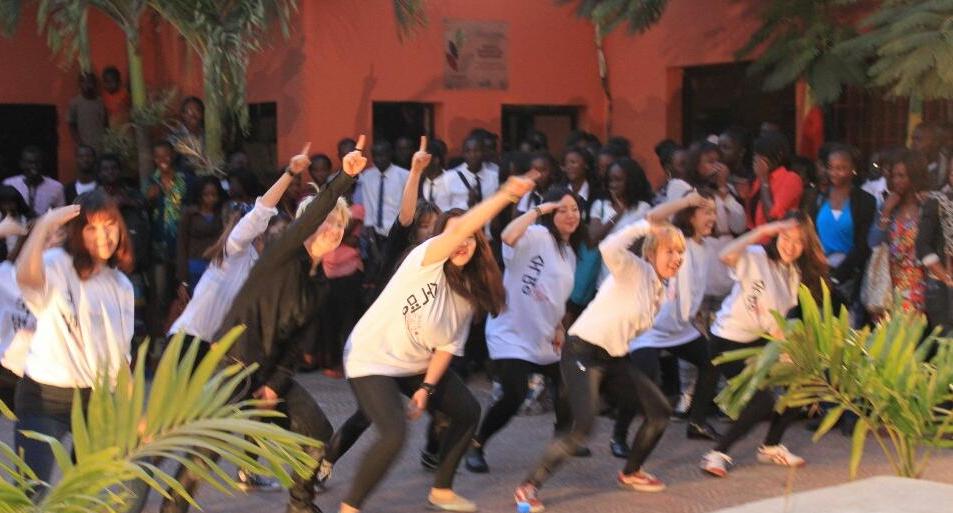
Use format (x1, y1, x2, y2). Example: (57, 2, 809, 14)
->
(747, 166, 803, 228)
(102, 89, 131, 126)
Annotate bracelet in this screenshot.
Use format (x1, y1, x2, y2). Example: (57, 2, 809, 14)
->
(284, 166, 295, 178)
(533, 206, 543, 217)
(419, 382, 437, 396)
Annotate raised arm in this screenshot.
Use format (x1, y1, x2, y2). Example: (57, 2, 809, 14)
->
(399, 136, 431, 226)
(719, 219, 797, 268)
(645, 191, 710, 224)
(422, 172, 538, 266)
(256, 136, 367, 268)
(16, 205, 80, 293)
(599, 219, 652, 279)
(501, 201, 558, 247)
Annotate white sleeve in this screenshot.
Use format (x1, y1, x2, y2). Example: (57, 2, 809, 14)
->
(224, 199, 278, 257)
(435, 319, 471, 357)
(723, 195, 747, 235)
(729, 245, 765, 282)
(666, 180, 692, 203)
(599, 219, 651, 281)
(504, 225, 547, 265)
(20, 249, 70, 314)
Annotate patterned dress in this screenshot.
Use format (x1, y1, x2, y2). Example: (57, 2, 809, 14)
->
(887, 213, 925, 313)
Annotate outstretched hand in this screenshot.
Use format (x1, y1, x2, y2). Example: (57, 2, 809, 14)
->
(410, 136, 432, 174)
(287, 143, 312, 175)
(342, 135, 368, 177)
(502, 170, 540, 200)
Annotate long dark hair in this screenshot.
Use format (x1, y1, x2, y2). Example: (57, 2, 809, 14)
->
(763, 210, 828, 301)
(433, 209, 506, 317)
(538, 187, 586, 256)
(686, 140, 721, 187)
(66, 189, 134, 279)
(611, 157, 654, 206)
(672, 187, 715, 239)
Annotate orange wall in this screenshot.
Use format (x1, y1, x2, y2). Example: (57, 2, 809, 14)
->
(0, 0, 765, 183)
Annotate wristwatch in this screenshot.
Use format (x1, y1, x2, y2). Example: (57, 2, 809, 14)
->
(419, 382, 437, 396)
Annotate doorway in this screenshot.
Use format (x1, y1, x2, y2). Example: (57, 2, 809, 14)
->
(0, 104, 58, 180)
(501, 105, 580, 155)
(372, 102, 435, 147)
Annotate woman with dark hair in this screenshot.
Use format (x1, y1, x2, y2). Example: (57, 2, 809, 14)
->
(515, 153, 557, 215)
(588, 157, 654, 285)
(464, 187, 585, 474)
(175, 175, 226, 296)
(339, 173, 535, 513)
(700, 212, 828, 477)
(610, 190, 722, 463)
(807, 143, 876, 314)
(513, 203, 690, 512)
(654, 139, 690, 205)
(0, 184, 32, 260)
(562, 147, 594, 202)
(868, 150, 932, 318)
(0, 215, 32, 408)
(916, 154, 953, 336)
(747, 131, 803, 228)
(14, 190, 135, 483)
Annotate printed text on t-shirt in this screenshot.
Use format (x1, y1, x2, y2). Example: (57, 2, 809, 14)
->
(522, 255, 545, 297)
(403, 282, 438, 315)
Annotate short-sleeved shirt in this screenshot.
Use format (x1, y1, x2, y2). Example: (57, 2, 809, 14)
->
(68, 95, 107, 150)
(2, 175, 65, 216)
(0, 262, 34, 375)
(486, 226, 576, 365)
(344, 239, 474, 378)
(20, 248, 134, 387)
(710, 245, 801, 343)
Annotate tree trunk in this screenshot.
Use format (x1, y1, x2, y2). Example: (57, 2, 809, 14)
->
(127, 37, 152, 191)
(203, 56, 224, 171)
(594, 22, 612, 137)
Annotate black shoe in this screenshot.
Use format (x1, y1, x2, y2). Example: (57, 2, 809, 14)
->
(464, 447, 489, 473)
(686, 421, 720, 441)
(285, 502, 323, 513)
(609, 438, 630, 459)
(420, 449, 439, 472)
(571, 445, 592, 458)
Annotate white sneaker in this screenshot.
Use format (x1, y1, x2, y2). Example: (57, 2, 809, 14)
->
(672, 393, 692, 421)
(757, 444, 806, 467)
(700, 450, 732, 477)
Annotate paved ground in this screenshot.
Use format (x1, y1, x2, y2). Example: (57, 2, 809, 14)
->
(3, 371, 952, 513)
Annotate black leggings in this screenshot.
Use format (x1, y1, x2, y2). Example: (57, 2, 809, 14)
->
(613, 336, 719, 439)
(344, 370, 480, 509)
(709, 334, 799, 453)
(524, 336, 670, 487)
(326, 409, 445, 464)
(475, 358, 571, 446)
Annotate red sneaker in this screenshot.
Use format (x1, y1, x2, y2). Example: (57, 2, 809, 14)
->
(514, 483, 545, 512)
(617, 470, 666, 492)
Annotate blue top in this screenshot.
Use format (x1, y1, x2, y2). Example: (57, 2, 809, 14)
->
(816, 198, 854, 255)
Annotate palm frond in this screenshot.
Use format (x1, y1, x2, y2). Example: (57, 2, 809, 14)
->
(557, 0, 668, 34)
(393, 0, 426, 40)
(0, 0, 23, 37)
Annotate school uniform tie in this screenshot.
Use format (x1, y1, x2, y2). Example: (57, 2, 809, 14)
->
(377, 170, 385, 230)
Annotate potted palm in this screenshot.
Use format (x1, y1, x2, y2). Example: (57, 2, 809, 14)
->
(0, 328, 321, 512)
(716, 283, 953, 478)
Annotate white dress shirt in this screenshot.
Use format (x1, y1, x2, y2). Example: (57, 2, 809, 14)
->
(357, 164, 410, 236)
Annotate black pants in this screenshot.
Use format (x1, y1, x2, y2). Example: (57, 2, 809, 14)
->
(708, 335, 799, 453)
(311, 272, 365, 369)
(158, 378, 332, 513)
(475, 358, 570, 446)
(613, 336, 718, 439)
(344, 370, 479, 509)
(14, 376, 91, 484)
(925, 277, 953, 337)
(326, 409, 446, 465)
(0, 365, 18, 411)
(524, 336, 670, 487)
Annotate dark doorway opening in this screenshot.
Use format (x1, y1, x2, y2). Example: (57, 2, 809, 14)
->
(234, 102, 278, 175)
(0, 104, 59, 180)
(682, 63, 795, 147)
(372, 102, 435, 147)
(501, 105, 580, 155)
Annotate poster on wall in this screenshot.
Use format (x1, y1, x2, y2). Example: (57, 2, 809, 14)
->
(444, 20, 508, 90)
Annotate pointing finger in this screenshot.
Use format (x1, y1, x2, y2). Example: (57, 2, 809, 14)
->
(301, 142, 311, 156)
(419, 135, 427, 153)
(355, 134, 366, 152)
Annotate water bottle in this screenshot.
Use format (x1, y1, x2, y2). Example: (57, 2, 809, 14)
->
(516, 502, 531, 513)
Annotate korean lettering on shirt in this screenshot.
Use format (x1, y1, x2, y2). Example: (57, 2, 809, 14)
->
(521, 255, 545, 298)
(9, 297, 35, 333)
(744, 279, 766, 317)
(403, 282, 438, 315)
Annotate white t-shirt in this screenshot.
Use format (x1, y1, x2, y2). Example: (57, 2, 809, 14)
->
(344, 239, 474, 378)
(630, 238, 707, 351)
(706, 191, 748, 297)
(169, 198, 277, 342)
(588, 199, 651, 285)
(0, 262, 34, 376)
(20, 248, 134, 388)
(710, 245, 801, 343)
(486, 226, 575, 365)
(568, 220, 665, 356)
(862, 177, 888, 209)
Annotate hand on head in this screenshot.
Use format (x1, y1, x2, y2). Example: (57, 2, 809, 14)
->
(342, 135, 368, 176)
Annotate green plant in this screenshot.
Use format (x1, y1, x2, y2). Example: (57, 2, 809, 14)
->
(716, 283, 953, 479)
(0, 328, 321, 513)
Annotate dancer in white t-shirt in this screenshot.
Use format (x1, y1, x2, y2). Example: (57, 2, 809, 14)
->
(514, 203, 694, 512)
(699, 212, 828, 477)
(14, 191, 135, 483)
(340, 172, 537, 513)
(464, 188, 586, 474)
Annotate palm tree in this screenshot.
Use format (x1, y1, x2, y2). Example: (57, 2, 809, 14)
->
(557, 0, 669, 135)
(0, 329, 321, 513)
(736, 0, 867, 105)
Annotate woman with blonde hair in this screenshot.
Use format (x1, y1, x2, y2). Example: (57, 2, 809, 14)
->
(513, 196, 696, 512)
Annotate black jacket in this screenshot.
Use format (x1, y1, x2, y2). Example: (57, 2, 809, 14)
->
(218, 172, 354, 393)
(809, 186, 877, 283)
(916, 194, 950, 271)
